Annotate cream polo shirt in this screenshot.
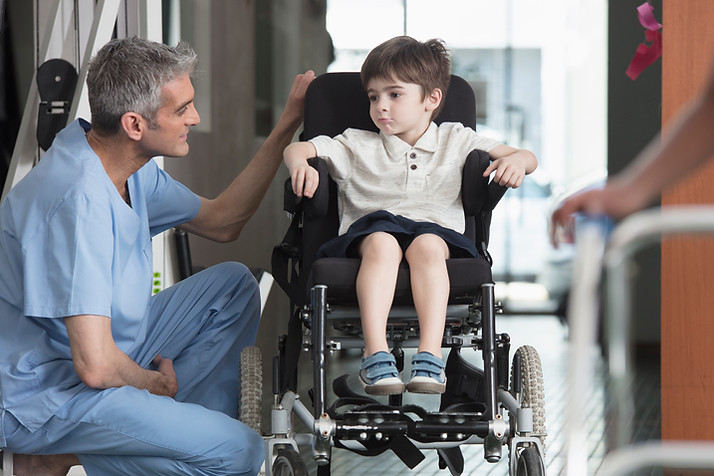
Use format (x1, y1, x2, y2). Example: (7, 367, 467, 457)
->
(310, 121, 500, 235)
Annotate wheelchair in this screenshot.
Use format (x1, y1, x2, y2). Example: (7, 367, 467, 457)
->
(265, 72, 547, 476)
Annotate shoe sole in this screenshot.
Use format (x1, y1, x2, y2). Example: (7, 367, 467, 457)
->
(360, 377, 405, 395)
(406, 377, 447, 394)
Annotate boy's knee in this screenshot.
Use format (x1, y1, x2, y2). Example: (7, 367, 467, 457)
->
(361, 232, 401, 259)
(406, 234, 448, 262)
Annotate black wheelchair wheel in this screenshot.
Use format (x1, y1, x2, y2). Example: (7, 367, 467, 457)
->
(516, 446, 545, 476)
(508, 345, 546, 475)
(272, 448, 308, 476)
(239, 346, 263, 434)
(509, 345, 546, 447)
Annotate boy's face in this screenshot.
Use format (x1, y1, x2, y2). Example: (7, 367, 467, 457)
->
(366, 76, 441, 146)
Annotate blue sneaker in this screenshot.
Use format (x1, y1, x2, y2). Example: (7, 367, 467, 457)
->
(359, 352, 405, 395)
(406, 351, 446, 394)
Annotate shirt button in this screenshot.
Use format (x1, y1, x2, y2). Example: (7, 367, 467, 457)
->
(410, 164, 417, 170)
(410, 152, 417, 159)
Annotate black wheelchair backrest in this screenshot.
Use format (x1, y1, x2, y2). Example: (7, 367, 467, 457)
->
(302, 72, 477, 140)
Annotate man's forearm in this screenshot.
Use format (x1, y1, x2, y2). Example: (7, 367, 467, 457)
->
(75, 344, 176, 396)
(66, 315, 177, 396)
(179, 71, 315, 243)
(105, 351, 177, 396)
(220, 114, 303, 227)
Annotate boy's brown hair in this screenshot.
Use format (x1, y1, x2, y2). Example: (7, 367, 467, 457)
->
(360, 36, 451, 119)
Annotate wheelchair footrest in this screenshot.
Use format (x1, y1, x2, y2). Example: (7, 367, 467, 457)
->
(334, 405, 488, 442)
(413, 410, 488, 441)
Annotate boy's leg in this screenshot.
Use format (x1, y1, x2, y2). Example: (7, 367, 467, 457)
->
(3, 385, 263, 476)
(356, 232, 402, 357)
(404, 234, 450, 358)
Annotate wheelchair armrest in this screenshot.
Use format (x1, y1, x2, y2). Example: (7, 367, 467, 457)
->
(282, 156, 330, 218)
(462, 149, 509, 216)
(485, 178, 509, 212)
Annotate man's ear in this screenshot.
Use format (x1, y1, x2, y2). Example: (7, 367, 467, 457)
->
(120, 112, 145, 141)
(426, 88, 442, 112)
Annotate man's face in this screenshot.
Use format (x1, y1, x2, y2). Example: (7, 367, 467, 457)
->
(141, 74, 200, 158)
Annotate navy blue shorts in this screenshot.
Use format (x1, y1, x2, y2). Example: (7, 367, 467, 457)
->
(317, 210, 480, 259)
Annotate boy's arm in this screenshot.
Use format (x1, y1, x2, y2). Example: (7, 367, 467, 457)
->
(284, 141, 320, 198)
(482, 144, 538, 188)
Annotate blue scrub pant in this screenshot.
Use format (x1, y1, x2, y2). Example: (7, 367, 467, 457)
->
(1, 262, 263, 476)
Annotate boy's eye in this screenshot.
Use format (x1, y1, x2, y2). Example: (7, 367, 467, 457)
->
(390, 92, 401, 98)
(368, 95, 378, 102)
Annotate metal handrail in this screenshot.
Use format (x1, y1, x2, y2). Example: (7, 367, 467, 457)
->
(564, 205, 714, 475)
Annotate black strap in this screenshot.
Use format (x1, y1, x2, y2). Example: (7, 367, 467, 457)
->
(390, 434, 426, 469)
(271, 211, 305, 306)
(279, 308, 303, 392)
(437, 447, 465, 476)
(326, 395, 427, 468)
(330, 430, 426, 469)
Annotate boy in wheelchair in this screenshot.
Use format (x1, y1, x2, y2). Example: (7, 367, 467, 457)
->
(283, 36, 537, 396)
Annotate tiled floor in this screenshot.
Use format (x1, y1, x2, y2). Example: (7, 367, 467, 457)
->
(1, 315, 661, 476)
(282, 313, 662, 475)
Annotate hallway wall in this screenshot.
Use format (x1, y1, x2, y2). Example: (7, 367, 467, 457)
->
(607, 0, 662, 347)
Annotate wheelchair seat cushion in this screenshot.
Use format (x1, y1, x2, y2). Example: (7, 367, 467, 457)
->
(317, 210, 480, 260)
(308, 256, 491, 305)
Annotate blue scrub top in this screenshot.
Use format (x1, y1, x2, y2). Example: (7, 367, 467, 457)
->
(0, 119, 201, 431)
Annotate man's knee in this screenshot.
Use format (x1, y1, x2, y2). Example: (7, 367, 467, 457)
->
(208, 262, 260, 311)
(214, 261, 258, 287)
(221, 425, 264, 475)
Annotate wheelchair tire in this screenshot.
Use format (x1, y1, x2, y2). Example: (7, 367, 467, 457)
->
(516, 446, 545, 476)
(509, 345, 546, 448)
(240, 345, 263, 434)
(272, 448, 308, 476)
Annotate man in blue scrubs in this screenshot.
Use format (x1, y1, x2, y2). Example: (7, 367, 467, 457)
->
(0, 37, 314, 475)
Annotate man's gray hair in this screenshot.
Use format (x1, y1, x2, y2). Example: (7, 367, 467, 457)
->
(87, 36, 198, 135)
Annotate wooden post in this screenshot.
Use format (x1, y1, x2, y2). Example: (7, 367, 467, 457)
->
(661, 0, 714, 441)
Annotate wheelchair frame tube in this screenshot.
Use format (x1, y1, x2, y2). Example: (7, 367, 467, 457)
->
(311, 285, 328, 418)
(480, 282, 499, 422)
(480, 282, 505, 462)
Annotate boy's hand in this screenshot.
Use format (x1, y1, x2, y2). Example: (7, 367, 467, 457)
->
(483, 155, 527, 188)
(290, 162, 320, 198)
(284, 141, 320, 198)
(483, 146, 537, 188)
